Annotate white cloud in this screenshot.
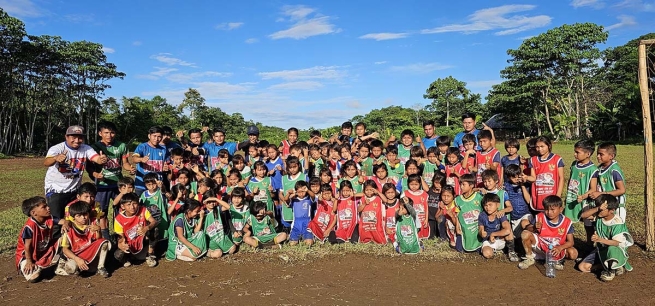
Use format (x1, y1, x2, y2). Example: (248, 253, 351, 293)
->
(245, 38, 259, 44)
(101, 47, 115, 54)
(258, 66, 346, 80)
(605, 15, 637, 30)
(166, 71, 232, 83)
(133, 41, 143, 46)
(390, 62, 453, 74)
(570, 0, 604, 8)
(359, 32, 409, 41)
(269, 5, 339, 40)
(150, 53, 196, 67)
(421, 5, 551, 36)
(136, 67, 178, 80)
(614, 0, 655, 11)
(374, 61, 388, 65)
(215, 22, 244, 30)
(268, 81, 324, 91)
(0, 0, 43, 17)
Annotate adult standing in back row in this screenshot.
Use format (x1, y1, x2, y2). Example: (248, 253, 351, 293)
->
(452, 113, 480, 153)
(44, 125, 108, 238)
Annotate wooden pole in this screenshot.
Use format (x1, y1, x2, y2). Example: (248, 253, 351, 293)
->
(638, 42, 655, 251)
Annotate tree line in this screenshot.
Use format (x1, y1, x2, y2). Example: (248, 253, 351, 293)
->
(1, 8, 653, 155)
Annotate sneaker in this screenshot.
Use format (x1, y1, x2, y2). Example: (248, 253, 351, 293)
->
(145, 255, 157, 268)
(600, 270, 616, 282)
(123, 261, 132, 267)
(615, 266, 625, 276)
(55, 259, 69, 276)
(554, 261, 565, 271)
(395, 245, 401, 254)
(508, 251, 520, 262)
(96, 267, 109, 278)
(518, 257, 535, 270)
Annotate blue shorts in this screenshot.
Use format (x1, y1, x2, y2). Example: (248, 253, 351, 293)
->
(96, 187, 118, 213)
(289, 218, 312, 241)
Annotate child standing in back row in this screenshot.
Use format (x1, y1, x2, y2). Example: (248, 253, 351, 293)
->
(589, 142, 627, 222)
(565, 140, 598, 243)
(525, 136, 565, 211)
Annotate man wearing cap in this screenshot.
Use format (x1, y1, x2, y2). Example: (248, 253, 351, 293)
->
(205, 127, 239, 172)
(44, 125, 108, 237)
(238, 125, 261, 161)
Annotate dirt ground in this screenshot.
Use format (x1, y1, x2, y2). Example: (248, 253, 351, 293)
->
(1, 249, 654, 306)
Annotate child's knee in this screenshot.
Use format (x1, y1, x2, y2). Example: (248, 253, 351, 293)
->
(482, 247, 494, 259)
(520, 230, 532, 241)
(578, 262, 592, 273)
(304, 239, 313, 246)
(289, 240, 298, 246)
(566, 247, 578, 259)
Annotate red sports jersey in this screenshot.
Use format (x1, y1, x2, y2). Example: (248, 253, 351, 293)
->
(530, 154, 562, 211)
(307, 200, 335, 241)
(358, 196, 386, 244)
(368, 176, 397, 192)
(15, 217, 58, 270)
(403, 190, 430, 239)
(534, 213, 572, 261)
(64, 222, 107, 263)
(280, 140, 293, 159)
(114, 206, 148, 254)
(475, 148, 501, 186)
(384, 201, 399, 243)
(445, 163, 467, 195)
(334, 197, 358, 241)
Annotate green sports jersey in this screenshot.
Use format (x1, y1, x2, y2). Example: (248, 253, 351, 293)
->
(91, 141, 128, 187)
(312, 158, 325, 177)
(139, 189, 169, 239)
(398, 144, 412, 164)
(338, 176, 363, 194)
(281, 173, 307, 222)
(385, 160, 405, 181)
(422, 161, 438, 187)
(359, 157, 374, 177)
(595, 216, 633, 271)
(597, 161, 626, 207)
(455, 193, 483, 252)
(229, 204, 250, 232)
(395, 213, 420, 254)
(248, 177, 274, 212)
(565, 162, 598, 221)
(204, 209, 234, 252)
(248, 214, 278, 243)
(166, 214, 207, 261)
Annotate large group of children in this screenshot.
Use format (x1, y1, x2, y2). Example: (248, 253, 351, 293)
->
(16, 118, 634, 283)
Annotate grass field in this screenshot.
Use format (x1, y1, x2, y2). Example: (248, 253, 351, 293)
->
(0, 143, 652, 257)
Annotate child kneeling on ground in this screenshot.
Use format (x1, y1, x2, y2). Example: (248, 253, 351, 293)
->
(57, 201, 110, 277)
(578, 194, 633, 282)
(478, 194, 512, 259)
(114, 193, 159, 267)
(243, 201, 287, 249)
(16, 196, 64, 283)
(519, 195, 578, 270)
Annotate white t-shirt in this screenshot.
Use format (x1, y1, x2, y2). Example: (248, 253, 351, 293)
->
(44, 142, 98, 193)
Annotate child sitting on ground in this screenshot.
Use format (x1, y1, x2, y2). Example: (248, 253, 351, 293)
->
(579, 194, 633, 282)
(114, 193, 159, 267)
(166, 199, 207, 261)
(16, 196, 65, 283)
(519, 195, 578, 271)
(243, 201, 287, 249)
(478, 194, 512, 259)
(57, 201, 110, 277)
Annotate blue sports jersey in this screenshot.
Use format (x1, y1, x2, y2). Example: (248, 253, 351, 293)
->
(422, 136, 439, 149)
(290, 196, 313, 219)
(501, 155, 520, 169)
(205, 141, 238, 172)
(266, 157, 284, 190)
(134, 142, 168, 190)
(453, 130, 480, 152)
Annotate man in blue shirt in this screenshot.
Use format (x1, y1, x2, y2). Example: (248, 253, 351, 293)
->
(453, 113, 480, 152)
(420, 120, 439, 153)
(205, 127, 238, 171)
(132, 126, 168, 196)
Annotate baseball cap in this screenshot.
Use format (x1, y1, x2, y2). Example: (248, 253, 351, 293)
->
(66, 125, 85, 136)
(247, 125, 260, 135)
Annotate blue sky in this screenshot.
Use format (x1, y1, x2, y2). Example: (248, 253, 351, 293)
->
(2, 0, 654, 128)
